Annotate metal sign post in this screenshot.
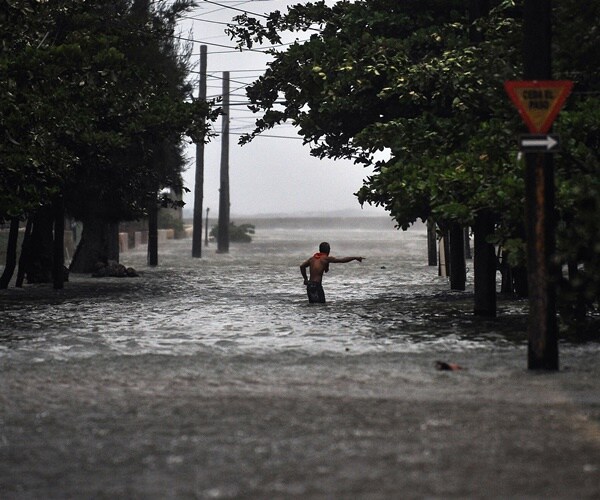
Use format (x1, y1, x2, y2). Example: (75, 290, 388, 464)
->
(505, 1, 573, 370)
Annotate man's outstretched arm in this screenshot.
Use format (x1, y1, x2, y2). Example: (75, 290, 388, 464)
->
(327, 256, 364, 263)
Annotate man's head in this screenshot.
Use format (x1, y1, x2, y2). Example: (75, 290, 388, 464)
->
(319, 242, 330, 254)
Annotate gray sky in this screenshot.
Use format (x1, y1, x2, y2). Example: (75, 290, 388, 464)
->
(176, 0, 386, 216)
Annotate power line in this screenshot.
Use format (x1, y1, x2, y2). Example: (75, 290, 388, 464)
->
(190, 0, 271, 18)
(204, 49, 246, 54)
(200, 71, 252, 88)
(174, 33, 303, 53)
(172, 33, 267, 52)
(184, 0, 322, 33)
(180, 1, 274, 24)
(200, 0, 271, 19)
(212, 68, 268, 72)
(207, 93, 248, 99)
(180, 16, 230, 26)
(231, 83, 249, 94)
(200, 0, 322, 32)
(207, 72, 263, 78)
(232, 132, 303, 140)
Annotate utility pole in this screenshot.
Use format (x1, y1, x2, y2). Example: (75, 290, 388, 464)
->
(192, 45, 207, 258)
(523, 0, 558, 370)
(217, 71, 230, 254)
(205, 207, 209, 246)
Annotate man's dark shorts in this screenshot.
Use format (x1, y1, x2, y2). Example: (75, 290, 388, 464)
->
(306, 281, 326, 303)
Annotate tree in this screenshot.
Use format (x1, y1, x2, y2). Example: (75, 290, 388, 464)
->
(228, 0, 600, 327)
(228, 0, 524, 227)
(1, 0, 76, 220)
(210, 222, 255, 243)
(228, 0, 522, 303)
(61, 0, 211, 273)
(0, 218, 20, 289)
(1, 0, 216, 280)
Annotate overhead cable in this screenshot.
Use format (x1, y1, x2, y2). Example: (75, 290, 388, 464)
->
(200, 0, 270, 19)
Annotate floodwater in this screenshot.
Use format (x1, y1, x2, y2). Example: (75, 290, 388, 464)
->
(1, 217, 599, 499)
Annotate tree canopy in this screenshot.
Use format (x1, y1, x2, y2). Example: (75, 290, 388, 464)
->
(228, 0, 600, 319)
(227, 0, 525, 228)
(1, 0, 216, 223)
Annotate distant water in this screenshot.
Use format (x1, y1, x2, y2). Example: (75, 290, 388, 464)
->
(0, 218, 513, 360)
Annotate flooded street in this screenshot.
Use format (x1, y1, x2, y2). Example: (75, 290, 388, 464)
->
(1, 218, 599, 498)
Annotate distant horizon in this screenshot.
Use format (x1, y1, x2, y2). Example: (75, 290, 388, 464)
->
(182, 206, 390, 220)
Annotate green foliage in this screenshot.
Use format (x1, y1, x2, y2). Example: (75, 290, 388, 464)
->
(553, 98, 600, 318)
(228, 0, 523, 228)
(0, 0, 217, 223)
(229, 0, 600, 319)
(210, 222, 255, 243)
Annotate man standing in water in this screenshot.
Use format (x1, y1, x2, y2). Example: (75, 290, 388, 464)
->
(300, 242, 364, 303)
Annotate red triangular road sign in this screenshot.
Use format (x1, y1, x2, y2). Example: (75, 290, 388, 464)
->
(504, 80, 574, 133)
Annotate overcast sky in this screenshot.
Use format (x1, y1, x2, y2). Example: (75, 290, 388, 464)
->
(175, 0, 387, 216)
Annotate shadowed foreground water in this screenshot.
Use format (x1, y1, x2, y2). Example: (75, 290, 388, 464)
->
(1, 218, 599, 498)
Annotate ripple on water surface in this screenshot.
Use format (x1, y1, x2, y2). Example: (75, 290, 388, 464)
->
(0, 222, 581, 361)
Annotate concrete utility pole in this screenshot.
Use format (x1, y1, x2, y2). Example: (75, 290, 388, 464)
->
(217, 71, 230, 254)
(205, 207, 210, 246)
(523, 0, 559, 370)
(192, 45, 207, 258)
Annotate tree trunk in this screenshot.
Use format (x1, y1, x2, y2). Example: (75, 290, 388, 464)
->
(0, 218, 20, 289)
(473, 210, 497, 316)
(567, 260, 587, 321)
(500, 249, 513, 294)
(513, 266, 529, 298)
(449, 222, 466, 290)
(70, 217, 117, 273)
(53, 197, 65, 289)
(469, 0, 494, 311)
(439, 227, 450, 277)
(25, 207, 54, 283)
(509, 223, 529, 298)
(427, 219, 437, 266)
(108, 221, 120, 263)
(464, 227, 472, 260)
(16, 219, 33, 287)
(147, 201, 158, 266)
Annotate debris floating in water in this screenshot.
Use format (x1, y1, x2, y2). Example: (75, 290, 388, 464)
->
(435, 361, 464, 371)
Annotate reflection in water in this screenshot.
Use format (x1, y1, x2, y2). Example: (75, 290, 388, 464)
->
(0, 219, 534, 360)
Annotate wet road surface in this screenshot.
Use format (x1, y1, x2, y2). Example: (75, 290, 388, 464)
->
(1, 219, 599, 498)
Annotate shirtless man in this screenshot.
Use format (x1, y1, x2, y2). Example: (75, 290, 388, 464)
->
(299, 242, 364, 303)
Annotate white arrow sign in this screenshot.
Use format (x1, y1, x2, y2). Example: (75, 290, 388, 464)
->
(519, 134, 560, 152)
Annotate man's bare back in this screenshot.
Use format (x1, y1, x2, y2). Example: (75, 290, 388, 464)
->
(299, 242, 364, 303)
